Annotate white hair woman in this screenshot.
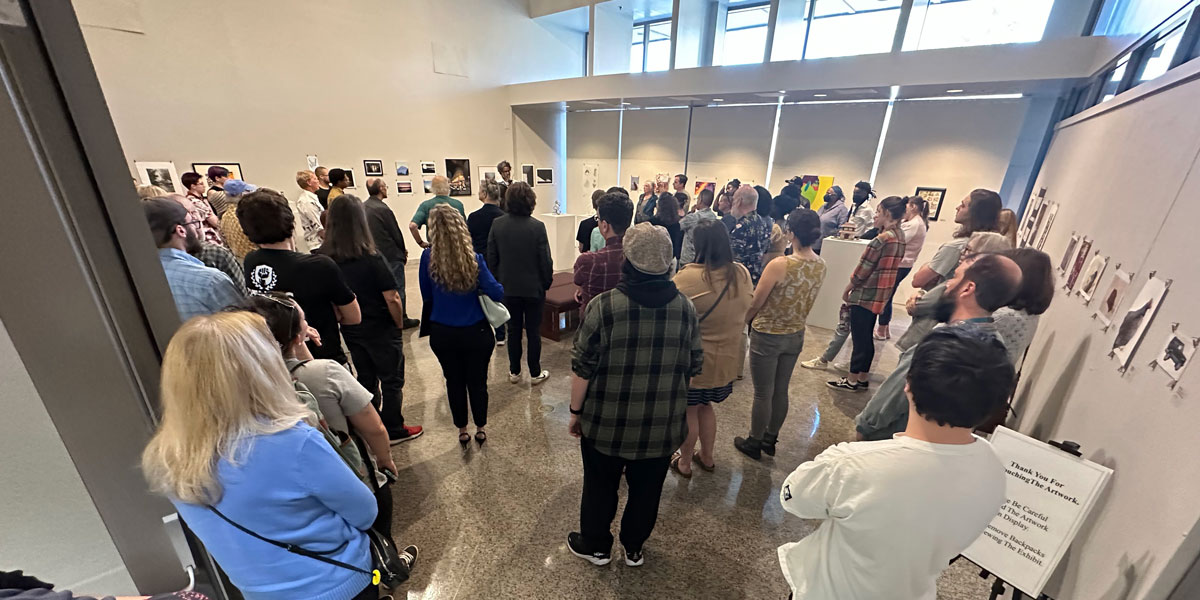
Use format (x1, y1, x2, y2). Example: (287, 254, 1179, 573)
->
(141, 312, 386, 600)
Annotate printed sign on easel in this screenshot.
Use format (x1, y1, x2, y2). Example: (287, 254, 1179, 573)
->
(962, 427, 1112, 598)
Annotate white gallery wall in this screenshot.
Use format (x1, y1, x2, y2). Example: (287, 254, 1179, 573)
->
(1008, 66, 1200, 600)
(74, 0, 584, 225)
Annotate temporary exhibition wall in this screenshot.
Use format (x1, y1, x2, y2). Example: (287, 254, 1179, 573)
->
(1007, 63, 1200, 600)
(75, 0, 584, 223)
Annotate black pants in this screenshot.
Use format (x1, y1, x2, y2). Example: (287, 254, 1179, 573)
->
(387, 259, 411, 319)
(373, 481, 394, 538)
(877, 267, 912, 326)
(343, 324, 405, 431)
(429, 320, 494, 428)
(504, 295, 544, 375)
(578, 438, 671, 554)
(848, 305, 879, 375)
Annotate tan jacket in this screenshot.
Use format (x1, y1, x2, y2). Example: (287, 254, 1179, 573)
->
(674, 262, 753, 389)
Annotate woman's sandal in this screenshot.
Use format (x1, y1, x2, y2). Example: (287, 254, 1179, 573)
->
(692, 453, 715, 472)
(474, 430, 487, 445)
(669, 452, 692, 479)
(458, 432, 471, 446)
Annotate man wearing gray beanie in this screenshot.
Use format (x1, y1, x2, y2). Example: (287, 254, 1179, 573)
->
(566, 222, 703, 569)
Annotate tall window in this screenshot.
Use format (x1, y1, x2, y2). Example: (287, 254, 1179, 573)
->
(718, 4, 772, 66)
(630, 20, 672, 73)
(1093, 0, 1194, 36)
(804, 0, 902, 60)
(1136, 21, 1186, 82)
(902, 0, 1055, 52)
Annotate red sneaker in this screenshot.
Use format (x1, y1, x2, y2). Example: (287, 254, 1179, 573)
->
(389, 425, 424, 445)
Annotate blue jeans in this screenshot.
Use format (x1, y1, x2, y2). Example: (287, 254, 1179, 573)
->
(820, 304, 851, 363)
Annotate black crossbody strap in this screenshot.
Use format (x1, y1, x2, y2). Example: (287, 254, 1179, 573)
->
(207, 506, 369, 576)
(698, 279, 732, 323)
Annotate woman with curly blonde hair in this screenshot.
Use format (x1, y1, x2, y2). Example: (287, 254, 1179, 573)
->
(419, 204, 504, 445)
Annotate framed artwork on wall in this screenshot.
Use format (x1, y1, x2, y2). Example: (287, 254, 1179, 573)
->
(445, 158, 471, 196)
(1111, 276, 1169, 368)
(914, 187, 947, 221)
(343, 168, 356, 189)
(396, 181, 413, 194)
(521, 164, 535, 186)
(536, 167, 554, 185)
(420, 161, 436, 175)
(135, 161, 179, 192)
(192, 162, 243, 183)
(363, 160, 384, 177)
(395, 161, 410, 176)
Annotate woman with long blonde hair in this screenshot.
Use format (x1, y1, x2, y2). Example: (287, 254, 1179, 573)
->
(142, 312, 385, 600)
(419, 204, 504, 446)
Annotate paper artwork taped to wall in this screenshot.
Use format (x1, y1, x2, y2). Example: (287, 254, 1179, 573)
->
(693, 180, 716, 199)
(914, 187, 947, 221)
(193, 163, 243, 183)
(1058, 235, 1080, 273)
(397, 181, 413, 194)
(1111, 276, 1168, 368)
(420, 161, 437, 175)
(1036, 203, 1058, 251)
(135, 161, 179, 193)
(1095, 269, 1131, 327)
(536, 168, 554, 185)
(363, 160, 384, 177)
(1019, 193, 1043, 247)
(797, 176, 836, 208)
(630, 175, 640, 191)
(306, 155, 320, 171)
(479, 166, 498, 185)
(1077, 253, 1108, 303)
(582, 163, 598, 192)
(1156, 330, 1195, 382)
(1065, 239, 1093, 291)
(422, 178, 434, 194)
(395, 161, 410, 176)
(445, 159, 471, 196)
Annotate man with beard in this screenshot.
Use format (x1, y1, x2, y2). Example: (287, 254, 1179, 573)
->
(142, 197, 242, 321)
(852, 252, 1022, 441)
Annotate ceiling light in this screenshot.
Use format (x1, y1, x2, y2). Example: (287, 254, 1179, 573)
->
(778, 90, 787, 94)
(813, 93, 827, 97)
(946, 89, 964, 93)
(712, 98, 724, 101)
(621, 101, 631, 105)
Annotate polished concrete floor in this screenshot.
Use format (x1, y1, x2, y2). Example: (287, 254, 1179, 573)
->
(383, 269, 996, 599)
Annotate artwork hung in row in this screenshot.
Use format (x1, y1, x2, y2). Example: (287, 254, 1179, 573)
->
(1019, 190, 1044, 247)
(1077, 254, 1109, 303)
(1156, 330, 1195, 382)
(1065, 239, 1093, 291)
(479, 165, 498, 185)
(1112, 276, 1169, 368)
(343, 169, 356, 189)
(796, 175, 835, 208)
(914, 186, 947, 221)
(422, 178, 434, 193)
(396, 181, 413, 194)
(364, 160, 384, 177)
(1058, 234, 1080, 273)
(1035, 203, 1058, 251)
(630, 175, 640, 191)
(135, 161, 179, 192)
(420, 161, 436, 175)
(395, 161, 410, 176)
(192, 162, 243, 183)
(655, 173, 670, 185)
(693, 180, 716, 199)
(536, 168, 554, 185)
(306, 155, 320, 171)
(1095, 269, 1131, 327)
(521, 164, 535, 186)
(582, 163, 598, 192)
(445, 158, 471, 196)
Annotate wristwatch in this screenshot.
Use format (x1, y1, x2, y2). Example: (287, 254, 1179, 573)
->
(569, 407, 583, 415)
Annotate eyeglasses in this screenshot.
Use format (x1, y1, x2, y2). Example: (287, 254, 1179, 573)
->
(181, 219, 204, 227)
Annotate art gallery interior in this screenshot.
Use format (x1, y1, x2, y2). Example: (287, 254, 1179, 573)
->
(3, 0, 1200, 599)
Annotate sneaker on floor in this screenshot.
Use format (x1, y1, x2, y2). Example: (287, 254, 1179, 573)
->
(399, 544, 419, 571)
(388, 425, 424, 445)
(531, 370, 550, 385)
(733, 436, 762, 460)
(508, 372, 521, 384)
(826, 378, 866, 392)
(800, 357, 828, 370)
(832, 361, 850, 372)
(624, 547, 644, 567)
(402, 318, 421, 330)
(497, 338, 507, 346)
(567, 532, 611, 566)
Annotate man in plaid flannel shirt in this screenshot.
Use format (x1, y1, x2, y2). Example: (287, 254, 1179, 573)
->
(573, 192, 634, 316)
(827, 196, 908, 393)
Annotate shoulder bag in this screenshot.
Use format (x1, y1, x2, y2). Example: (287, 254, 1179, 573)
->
(697, 278, 732, 323)
(478, 290, 510, 329)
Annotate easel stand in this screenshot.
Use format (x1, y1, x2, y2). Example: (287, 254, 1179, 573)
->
(968, 440, 1084, 600)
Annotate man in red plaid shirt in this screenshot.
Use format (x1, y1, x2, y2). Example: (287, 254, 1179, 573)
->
(827, 196, 909, 392)
(574, 192, 635, 316)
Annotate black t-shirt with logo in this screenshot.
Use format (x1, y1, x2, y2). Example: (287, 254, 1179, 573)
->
(244, 248, 356, 362)
(327, 253, 398, 329)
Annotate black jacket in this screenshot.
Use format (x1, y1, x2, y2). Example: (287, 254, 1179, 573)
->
(363, 196, 408, 265)
(486, 214, 553, 298)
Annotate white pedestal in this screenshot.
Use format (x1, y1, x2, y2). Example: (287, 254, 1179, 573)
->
(537, 213, 583, 272)
(809, 237, 871, 330)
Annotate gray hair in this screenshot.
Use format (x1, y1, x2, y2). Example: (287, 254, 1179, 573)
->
(430, 175, 451, 196)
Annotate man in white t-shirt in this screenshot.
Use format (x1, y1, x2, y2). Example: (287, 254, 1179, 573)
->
(777, 325, 1014, 600)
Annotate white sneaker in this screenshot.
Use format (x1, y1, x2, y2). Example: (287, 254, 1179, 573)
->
(531, 370, 550, 385)
(832, 361, 849, 372)
(508, 373, 521, 384)
(800, 357, 828, 370)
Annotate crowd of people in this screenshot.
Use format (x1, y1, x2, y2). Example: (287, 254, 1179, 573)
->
(132, 161, 1054, 599)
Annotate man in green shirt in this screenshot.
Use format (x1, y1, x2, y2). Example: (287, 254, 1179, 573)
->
(408, 175, 466, 248)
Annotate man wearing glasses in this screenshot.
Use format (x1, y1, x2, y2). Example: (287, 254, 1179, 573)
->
(142, 197, 243, 321)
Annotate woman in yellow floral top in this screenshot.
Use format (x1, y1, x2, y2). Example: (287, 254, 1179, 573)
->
(734, 209, 827, 460)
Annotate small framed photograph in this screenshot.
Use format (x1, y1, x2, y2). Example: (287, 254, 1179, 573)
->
(343, 169, 356, 188)
(135, 161, 179, 193)
(536, 167, 554, 185)
(396, 181, 413, 194)
(914, 187, 947, 221)
(395, 161, 410, 176)
(363, 160, 384, 177)
(420, 161, 437, 175)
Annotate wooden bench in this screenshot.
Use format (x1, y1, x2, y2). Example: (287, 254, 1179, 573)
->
(541, 272, 579, 341)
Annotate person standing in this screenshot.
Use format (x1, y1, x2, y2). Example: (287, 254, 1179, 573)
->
(733, 209, 827, 459)
(205, 166, 230, 218)
(239, 189, 361, 364)
(762, 194, 799, 266)
(219, 179, 259, 261)
(567, 223, 703, 568)
(420, 205, 503, 446)
(142, 197, 242, 321)
(574, 192, 634, 315)
(496, 160, 515, 187)
(487, 182, 554, 385)
(635, 181, 657, 224)
(779, 326, 1013, 600)
(724, 185, 771, 285)
(576, 189, 604, 253)
(363, 178, 419, 329)
(319, 194, 423, 444)
(468, 181, 507, 345)
(409, 175, 466, 248)
(649, 193, 683, 261)
(182, 171, 223, 245)
(290, 170, 325, 254)
(670, 221, 752, 476)
(326, 168, 351, 205)
(827, 196, 907, 393)
(715, 179, 740, 217)
(846, 181, 876, 237)
(314, 166, 331, 209)
(679, 187, 718, 265)
(672, 174, 690, 213)
(813, 185, 848, 254)
(875, 195, 929, 340)
(166, 194, 245, 295)
(910, 188, 1003, 290)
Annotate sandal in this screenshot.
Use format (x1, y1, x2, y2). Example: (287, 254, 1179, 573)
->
(474, 430, 487, 445)
(669, 452, 692, 478)
(692, 453, 715, 472)
(458, 432, 471, 446)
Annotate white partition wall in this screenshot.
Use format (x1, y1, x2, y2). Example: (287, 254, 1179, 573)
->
(687, 104, 775, 189)
(620, 107, 691, 192)
(772, 102, 888, 190)
(566, 110, 621, 215)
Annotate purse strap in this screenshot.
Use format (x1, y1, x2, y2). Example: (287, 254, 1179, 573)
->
(698, 278, 732, 323)
(206, 505, 370, 576)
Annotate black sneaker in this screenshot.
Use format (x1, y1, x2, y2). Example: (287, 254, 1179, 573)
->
(403, 318, 421, 330)
(400, 544, 419, 570)
(733, 436, 762, 460)
(760, 434, 777, 457)
(624, 547, 644, 567)
(826, 378, 867, 392)
(567, 532, 611, 565)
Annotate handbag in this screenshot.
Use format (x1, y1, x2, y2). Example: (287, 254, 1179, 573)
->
(478, 291, 510, 329)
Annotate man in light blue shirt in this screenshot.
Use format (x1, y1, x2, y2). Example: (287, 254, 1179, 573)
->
(679, 187, 719, 264)
(144, 197, 243, 321)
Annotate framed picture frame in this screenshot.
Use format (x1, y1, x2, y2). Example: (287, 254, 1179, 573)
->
(363, 160, 384, 177)
(192, 162, 243, 184)
(135, 161, 180, 193)
(914, 187, 947, 221)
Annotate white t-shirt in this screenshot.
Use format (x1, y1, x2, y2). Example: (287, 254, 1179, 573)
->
(778, 434, 1006, 600)
(899, 217, 928, 268)
(287, 358, 373, 437)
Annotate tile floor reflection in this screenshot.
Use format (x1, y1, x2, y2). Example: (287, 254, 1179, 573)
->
(384, 268, 993, 599)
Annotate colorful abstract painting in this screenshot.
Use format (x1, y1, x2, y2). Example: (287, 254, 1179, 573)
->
(797, 175, 835, 208)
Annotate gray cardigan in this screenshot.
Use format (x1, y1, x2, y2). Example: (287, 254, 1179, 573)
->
(485, 214, 553, 297)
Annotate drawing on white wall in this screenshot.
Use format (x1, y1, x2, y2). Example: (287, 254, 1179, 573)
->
(395, 161, 410, 176)
(1156, 331, 1195, 382)
(135, 161, 179, 192)
(521, 164, 535, 186)
(1095, 269, 1131, 327)
(423, 177, 434, 193)
(1019, 191, 1043, 247)
(536, 168, 554, 185)
(397, 181, 413, 194)
(363, 160, 384, 177)
(582, 163, 598, 192)
(1058, 234, 1080, 273)
(306, 155, 320, 171)
(630, 175, 640, 191)
(1112, 276, 1169, 368)
(1065, 239, 1092, 291)
(1077, 253, 1109, 303)
(420, 161, 436, 175)
(1036, 203, 1058, 251)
